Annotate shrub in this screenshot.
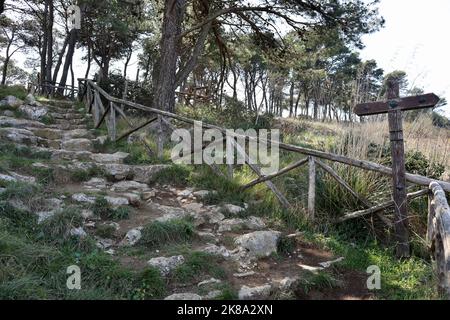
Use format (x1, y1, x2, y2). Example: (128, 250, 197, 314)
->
(172, 252, 226, 283)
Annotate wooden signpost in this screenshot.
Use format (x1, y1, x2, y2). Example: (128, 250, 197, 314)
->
(355, 79, 440, 259)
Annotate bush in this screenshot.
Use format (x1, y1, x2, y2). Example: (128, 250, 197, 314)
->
(132, 267, 166, 300)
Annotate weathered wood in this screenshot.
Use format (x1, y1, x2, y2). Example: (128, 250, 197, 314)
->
(355, 93, 440, 116)
(387, 79, 410, 258)
(157, 116, 164, 159)
(315, 159, 393, 227)
(242, 158, 309, 190)
(80, 79, 450, 192)
(308, 156, 316, 220)
(95, 101, 111, 129)
(227, 164, 234, 180)
(336, 189, 429, 223)
(116, 117, 158, 142)
(427, 182, 450, 296)
(232, 139, 291, 209)
(109, 102, 116, 142)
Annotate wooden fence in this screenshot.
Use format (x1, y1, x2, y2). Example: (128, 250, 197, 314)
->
(77, 78, 450, 296)
(28, 81, 78, 99)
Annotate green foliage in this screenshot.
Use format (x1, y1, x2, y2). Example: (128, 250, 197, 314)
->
(189, 165, 247, 205)
(277, 236, 297, 256)
(405, 150, 445, 179)
(39, 208, 84, 243)
(172, 252, 226, 284)
(138, 219, 195, 248)
(297, 271, 339, 294)
(92, 197, 130, 221)
(149, 165, 191, 187)
(0, 85, 27, 100)
(132, 267, 166, 300)
(70, 166, 106, 183)
(432, 112, 450, 129)
(95, 224, 117, 239)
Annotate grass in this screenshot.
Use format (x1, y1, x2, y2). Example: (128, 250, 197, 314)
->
(171, 251, 226, 284)
(0, 85, 27, 100)
(92, 197, 131, 221)
(297, 271, 339, 295)
(131, 267, 167, 300)
(70, 166, 106, 183)
(138, 218, 195, 248)
(149, 164, 191, 187)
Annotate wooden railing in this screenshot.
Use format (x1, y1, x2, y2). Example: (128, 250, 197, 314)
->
(78, 78, 450, 294)
(28, 80, 79, 99)
(427, 182, 450, 296)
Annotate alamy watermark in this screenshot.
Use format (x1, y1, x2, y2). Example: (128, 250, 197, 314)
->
(170, 121, 280, 175)
(366, 265, 381, 290)
(66, 265, 81, 290)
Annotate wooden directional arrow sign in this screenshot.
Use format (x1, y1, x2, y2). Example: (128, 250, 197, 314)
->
(354, 93, 440, 116)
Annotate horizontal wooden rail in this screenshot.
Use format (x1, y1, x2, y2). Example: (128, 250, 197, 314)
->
(336, 189, 429, 223)
(78, 78, 450, 192)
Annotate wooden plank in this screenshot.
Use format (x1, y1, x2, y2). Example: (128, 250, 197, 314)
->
(79, 79, 450, 192)
(227, 164, 234, 180)
(109, 102, 116, 142)
(315, 159, 393, 227)
(354, 93, 440, 116)
(427, 182, 450, 296)
(387, 79, 410, 259)
(308, 157, 316, 220)
(116, 117, 158, 142)
(242, 158, 308, 190)
(157, 116, 164, 159)
(336, 189, 428, 223)
(95, 102, 111, 129)
(232, 139, 291, 209)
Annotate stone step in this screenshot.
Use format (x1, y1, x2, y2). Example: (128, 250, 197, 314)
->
(0, 127, 61, 149)
(33, 159, 168, 184)
(48, 123, 87, 131)
(50, 112, 85, 120)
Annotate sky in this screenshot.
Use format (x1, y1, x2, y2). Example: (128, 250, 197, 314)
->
(359, 0, 450, 117)
(7, 0, 450, 118)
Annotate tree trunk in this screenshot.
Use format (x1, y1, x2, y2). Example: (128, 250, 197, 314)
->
(52, 33, 70, 85)
(58, 29, 78, 95)
(153, 0, 186, 112)
(45, 0, 54, 93)
(84, 44, 92, 79)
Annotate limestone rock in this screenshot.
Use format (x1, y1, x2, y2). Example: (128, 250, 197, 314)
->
(198, 278, 222, 287)
(164, 293, 202, 300)
(62, 138, 93, 152)
(29, 128, 62, 140)
(72, 193, 96, 204)
(69, 227, 87, 239)
(83, 178, 108, 190)
(199, 244, 231, 259)
(36, 211, 55, 224)
(19, 104, 48, 120)
(223, 204, 245, 215)
(0, 96, 23, 108)
(90, 152, 129, 164)
(147, 255, 185, 276)
(111, 180, 150, 193)
(203, 290, 222, 300)
(104, 196, 129, 207)
(0, 116, 45, 128)
(0, 127, 38, 145)
(238, 284, 272, 300)
(234, 231, 281, 258)
(123, 193, 141, 206)
(123, 227, 143, 246)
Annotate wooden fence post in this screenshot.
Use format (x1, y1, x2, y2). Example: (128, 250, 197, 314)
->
(109, 102, 116, 142)
(157, 116, 164, 159)
(308, 156, 316, 220)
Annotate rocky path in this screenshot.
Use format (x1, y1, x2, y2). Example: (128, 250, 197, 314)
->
(0, 94, 372, 300)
